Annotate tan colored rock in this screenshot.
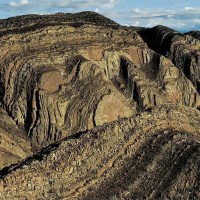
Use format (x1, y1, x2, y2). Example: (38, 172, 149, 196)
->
(139, 25, 200, 93)
(0, 105, 200, 199)
(0, 108, 32, 169)
(0, 12, 199, 200)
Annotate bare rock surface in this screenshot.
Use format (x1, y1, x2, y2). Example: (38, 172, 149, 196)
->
(186, 31, 200, 40)
(0, 105, 200, 199)
(0, 12, 200, 199)
(0, 107, 32, 169)
(139, 25, 200, 93)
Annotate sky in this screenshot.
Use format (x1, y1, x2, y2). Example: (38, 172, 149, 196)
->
(0, 0, 199, 32)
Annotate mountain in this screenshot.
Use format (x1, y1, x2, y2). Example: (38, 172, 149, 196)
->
(186, 31, 200, 40)
(0, 12, 200, 199)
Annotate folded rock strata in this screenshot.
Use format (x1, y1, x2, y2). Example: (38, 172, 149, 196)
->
(139, 26, 200, 93)
(0, 12, 199, 199)
(0, 105, 200, 199)
(0, 107, 32, 170)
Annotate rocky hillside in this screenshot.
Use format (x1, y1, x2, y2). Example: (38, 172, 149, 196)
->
(0, 12, 200, 199)
(186, 31, 200, 40)
(139, 26, 200, 92)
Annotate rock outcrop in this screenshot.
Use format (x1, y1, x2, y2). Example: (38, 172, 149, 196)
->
(139, 26, 200, 93)
(0, 105, 200, 199)
(186, 31, 200, 40)
(0, 12, 200, 199)
(0, 107, 32, 170)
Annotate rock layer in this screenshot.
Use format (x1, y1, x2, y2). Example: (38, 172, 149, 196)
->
(139, 25, 200, 93)
(0, 105, 200, 199)
(0, 107, 32, 170)
(186, 31, 200, 40)
(0, 16, 199, 148)
(0, 12, 200, 199)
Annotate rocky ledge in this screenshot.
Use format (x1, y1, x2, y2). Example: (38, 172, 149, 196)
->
(0, 12, 200, 199)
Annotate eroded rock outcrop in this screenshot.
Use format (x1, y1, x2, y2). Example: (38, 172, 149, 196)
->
(0, 105, 200, 199)
(139, 26, 200, 93)
(0, 107, 32, 169)
(186, 31, 200, 40)
(0, 17, 199, 148)
(0, 12, 200, 199)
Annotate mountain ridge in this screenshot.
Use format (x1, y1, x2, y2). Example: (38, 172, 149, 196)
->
(0, 12, 200, 199)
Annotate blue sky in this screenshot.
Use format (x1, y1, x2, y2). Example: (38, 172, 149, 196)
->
(0, 0, 199, 31)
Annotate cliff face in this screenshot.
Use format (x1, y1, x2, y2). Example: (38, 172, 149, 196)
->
(139, 26, 200, 93)
(0, 108, 32, 170)
(0, 12, 200, 199)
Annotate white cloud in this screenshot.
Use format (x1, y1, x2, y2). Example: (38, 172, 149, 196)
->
(133, 21, 140, 26)
(9, 2, 17, 7)
(8, 0, 118, 9)
(20, 0, 29, 5)
(101, 6, 200, 31)
(127, 7, 200, 31)
(95, 8, 99, 13)
(9, 0, 29, 7)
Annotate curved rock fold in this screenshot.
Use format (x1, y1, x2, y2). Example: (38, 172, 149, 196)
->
(0, 12, 199, 199)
